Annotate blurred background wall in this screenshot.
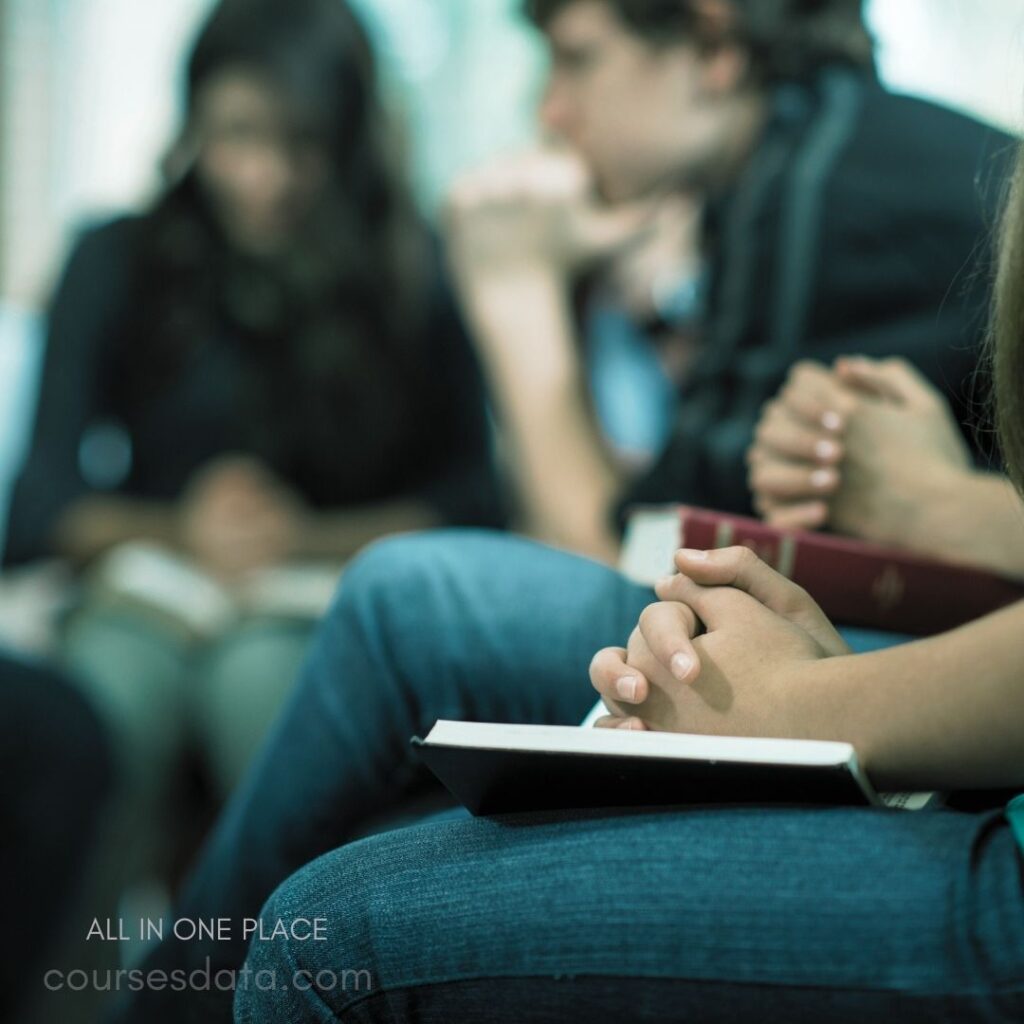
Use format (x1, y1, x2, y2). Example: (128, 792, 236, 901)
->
(1, 0, 1023, 522)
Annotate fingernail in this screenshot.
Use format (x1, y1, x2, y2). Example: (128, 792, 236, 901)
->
(811, 468, 837, 489)
(677, 548, 708, 562)
(670, 652, 693, 681)
(821, 411, 842, 432)
(616, 676, 639, 701)
(814, 439, 840, 461)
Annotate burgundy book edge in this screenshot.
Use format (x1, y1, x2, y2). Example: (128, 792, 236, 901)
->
(622, 505, 1024, 636)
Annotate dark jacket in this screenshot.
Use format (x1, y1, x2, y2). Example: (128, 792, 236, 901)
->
(3, 217, 503, 565)
(619, 68, 1011, 523)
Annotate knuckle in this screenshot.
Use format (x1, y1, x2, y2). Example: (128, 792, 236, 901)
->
(735, 545, 760, 569)
(790, 360, 816, 383)
(590, 646, 624, 679)
(638, 602, 663, 634)
(836, 392, 860, 417)
(587, 652, 609, 683)
(780, 583, 814, 617)
(760, 414, 781, 442)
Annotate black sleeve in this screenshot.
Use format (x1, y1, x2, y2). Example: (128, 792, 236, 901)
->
(2, 221, 134, 566)
(617, 291, 990, 527)
(616, 393, 757, 525)
(616, 91, 1005, 530)
(412, 263, 507, 529)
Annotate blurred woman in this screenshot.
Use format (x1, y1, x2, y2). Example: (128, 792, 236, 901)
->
(2, 0, 501, 944)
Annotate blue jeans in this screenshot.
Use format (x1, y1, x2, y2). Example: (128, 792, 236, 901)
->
(235, 805, 1024, 1023)
(111, 529, 1020, 1021)
(112, 530, 650, 1022)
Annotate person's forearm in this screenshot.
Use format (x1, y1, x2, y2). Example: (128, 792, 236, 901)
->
(791, 601, 1024, 791)
(296, 500, 440, 562)
(903, 469, 1024, 577)
(54, 496, 181, 566)
(459, 269, 622, 563)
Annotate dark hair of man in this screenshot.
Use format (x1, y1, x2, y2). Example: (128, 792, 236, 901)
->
(114, 0, 429, 472)
(524, 0, 875, 84)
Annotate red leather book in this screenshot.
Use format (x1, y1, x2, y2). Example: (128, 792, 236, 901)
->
(620, 505, 1024, 636)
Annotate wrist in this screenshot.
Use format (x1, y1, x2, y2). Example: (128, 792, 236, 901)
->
(785, 655, 887, 771)
(459, 262, 565, 316)
(900, 465, 990, 565)
(460, 268, 579, 393)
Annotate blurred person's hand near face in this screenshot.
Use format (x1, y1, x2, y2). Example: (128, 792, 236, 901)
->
(191, 69, 330, 258)
(447, 0, 754, 290)
(179, 456, 309, 579)
(438, 0, 763, 562)
(446, 147, 659, 294)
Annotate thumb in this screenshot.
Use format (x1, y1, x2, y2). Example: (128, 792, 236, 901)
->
(658, 547, 848, 656)
(653, 571, 766, 635)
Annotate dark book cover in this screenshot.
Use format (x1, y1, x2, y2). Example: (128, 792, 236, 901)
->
(410, 722, 888, 816)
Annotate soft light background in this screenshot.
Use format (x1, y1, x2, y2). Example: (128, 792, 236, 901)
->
(1, 0, 1024, 529)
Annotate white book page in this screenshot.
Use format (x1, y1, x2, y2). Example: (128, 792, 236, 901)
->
(425, 719, 857, 768)
(577, 705, 935, 810)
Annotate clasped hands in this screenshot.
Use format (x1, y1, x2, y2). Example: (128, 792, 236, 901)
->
(590, 545, 850, 734)
(590, 355, 975, 735)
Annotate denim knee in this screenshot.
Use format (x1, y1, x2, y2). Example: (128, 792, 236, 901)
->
(324, 528, 498, 682)
(234, 846, 380, 1022)
(337, 528, 488, 604)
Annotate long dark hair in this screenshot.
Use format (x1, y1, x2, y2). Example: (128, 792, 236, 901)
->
(114, 0, 430, 487)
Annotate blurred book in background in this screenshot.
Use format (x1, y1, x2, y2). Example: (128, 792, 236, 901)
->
(90, 543, 342, 640)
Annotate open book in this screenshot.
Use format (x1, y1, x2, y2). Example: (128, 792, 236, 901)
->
(412, 719, 937, 815)
(89, 543, 342, 638)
